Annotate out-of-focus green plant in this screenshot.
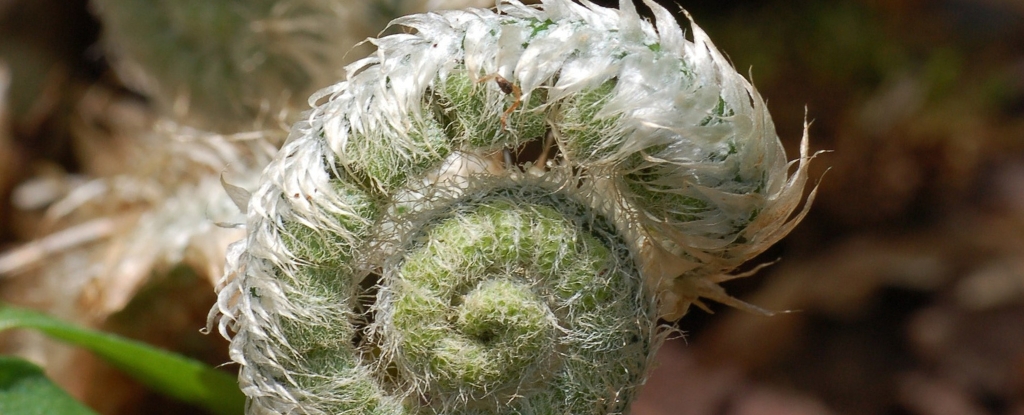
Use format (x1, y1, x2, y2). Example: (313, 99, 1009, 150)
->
(0, 357, 98, 415)
(90, 0, 353, 133)
(0, 305, 244, 415)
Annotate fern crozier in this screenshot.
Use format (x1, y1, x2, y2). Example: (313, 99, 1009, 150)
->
(210, 0, 813, 413)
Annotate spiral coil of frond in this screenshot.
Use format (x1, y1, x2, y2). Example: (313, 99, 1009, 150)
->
(211, 1, 813, 413)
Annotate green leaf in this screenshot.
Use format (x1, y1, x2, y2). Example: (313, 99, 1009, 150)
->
(0, 356, 99, 415)
(0, 305, 244, 415)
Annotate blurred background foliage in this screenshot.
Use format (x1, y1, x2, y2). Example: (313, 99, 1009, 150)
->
(0, 0, 1022, 414)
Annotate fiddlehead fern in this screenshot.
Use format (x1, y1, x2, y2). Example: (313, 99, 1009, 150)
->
(210, 1, 814, 414)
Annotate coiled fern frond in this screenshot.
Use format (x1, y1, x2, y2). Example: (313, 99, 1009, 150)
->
(210, 1, 814, 414)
